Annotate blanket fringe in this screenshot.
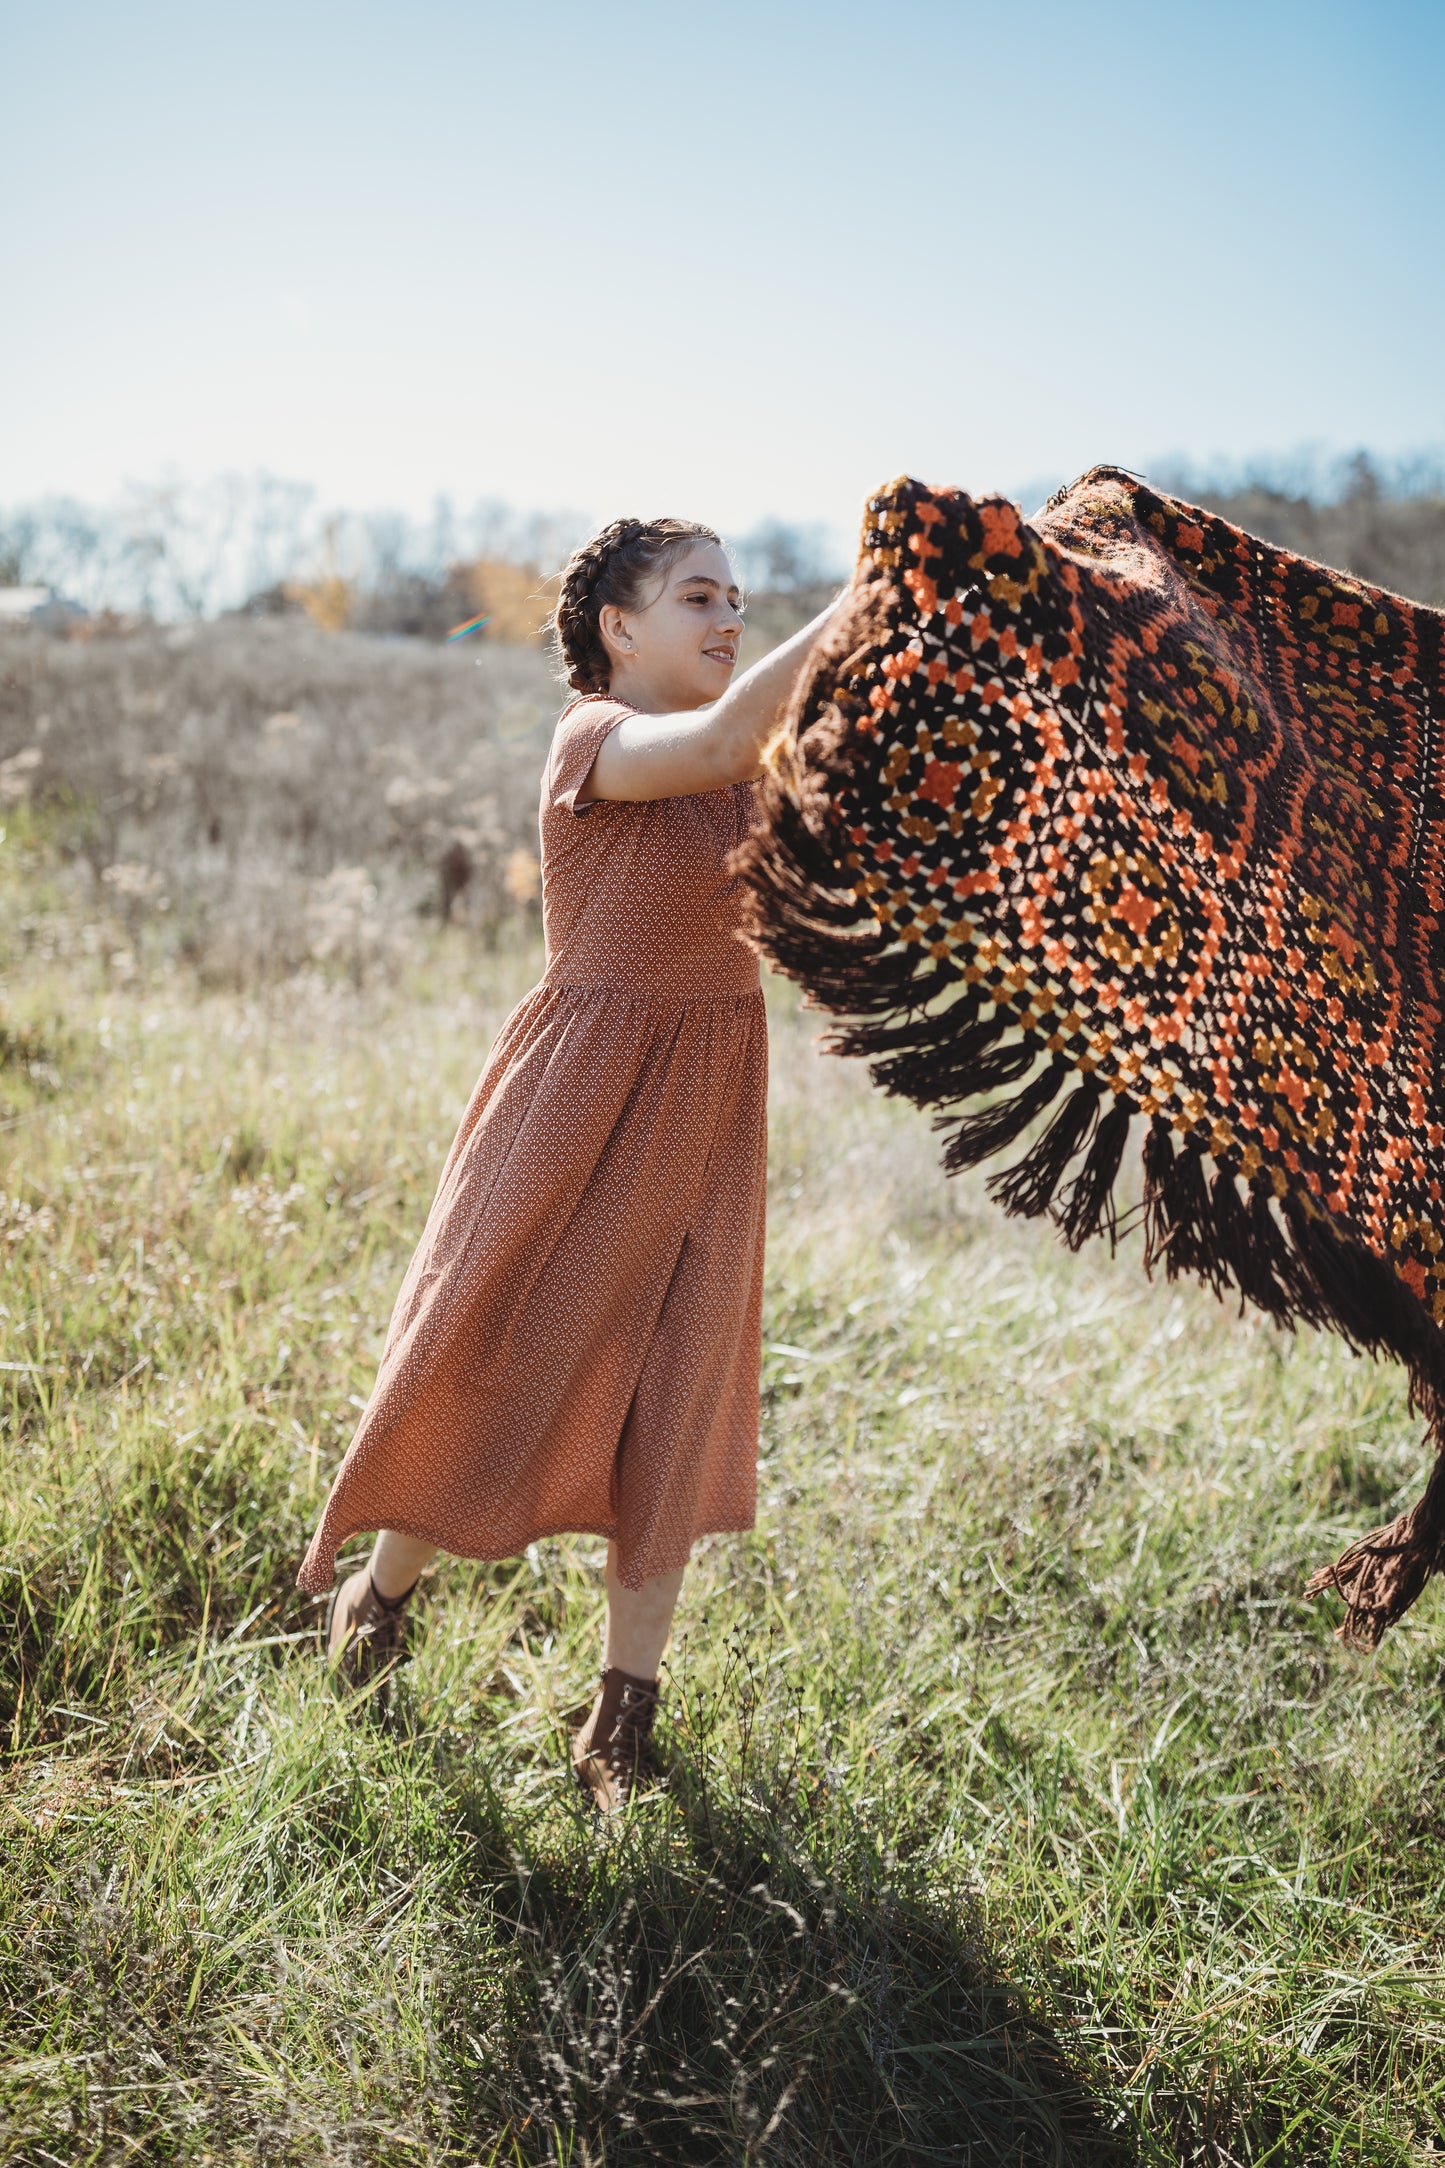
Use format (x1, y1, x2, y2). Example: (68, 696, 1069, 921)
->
(988, 1075, 1104, 1220)
(1055, 1094, 1133, 1250)
(1305, 1437, 1445, 1648)
(941, 1053, 1069, 1175)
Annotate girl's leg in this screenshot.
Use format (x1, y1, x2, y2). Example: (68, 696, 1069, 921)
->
(369, 1530, 438, 1601)
(573, 1547, 686, 1810)
(602, 1545, 685, 1678)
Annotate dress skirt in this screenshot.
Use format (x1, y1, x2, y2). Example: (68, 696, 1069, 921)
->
(299, 692, 768, 1595)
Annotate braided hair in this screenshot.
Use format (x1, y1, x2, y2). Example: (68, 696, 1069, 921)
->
(553, 516, 722, 694)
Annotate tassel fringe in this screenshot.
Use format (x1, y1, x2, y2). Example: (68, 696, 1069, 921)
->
(940, 1054, 1068, 1177)
(1305, 1443, 1445, 1648)
(1055, 1096, 1133, 1251)
(988, 1076, 1104, 1220)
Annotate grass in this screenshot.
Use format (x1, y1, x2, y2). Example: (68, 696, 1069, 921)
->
(5, 919, 1445, 2163)
(0, 619, 560, 985)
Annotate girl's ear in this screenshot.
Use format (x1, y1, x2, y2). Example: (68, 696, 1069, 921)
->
(598, 603, 636, 662)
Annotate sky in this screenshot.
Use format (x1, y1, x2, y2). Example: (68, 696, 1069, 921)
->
(3, 0, 1443, 549)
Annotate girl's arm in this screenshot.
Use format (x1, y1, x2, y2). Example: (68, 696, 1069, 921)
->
(579, 595, 844, 804)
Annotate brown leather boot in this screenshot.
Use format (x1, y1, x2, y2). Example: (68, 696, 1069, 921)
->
(570, 1666, 663, 1812)
(322, 1566, 417, 1691)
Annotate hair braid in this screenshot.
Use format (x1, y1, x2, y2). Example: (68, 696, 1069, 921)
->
(553, 514, 722, 694)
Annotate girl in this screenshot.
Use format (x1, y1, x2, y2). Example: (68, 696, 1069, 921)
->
(298, 515, 841, 1810)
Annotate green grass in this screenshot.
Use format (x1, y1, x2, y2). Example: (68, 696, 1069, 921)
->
(4, 930, 1445, 2163)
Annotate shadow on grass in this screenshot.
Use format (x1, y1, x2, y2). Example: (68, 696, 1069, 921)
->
(441, 1740, 1135, 2167)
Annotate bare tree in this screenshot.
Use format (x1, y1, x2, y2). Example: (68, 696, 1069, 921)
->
(733, 517, 841, 594)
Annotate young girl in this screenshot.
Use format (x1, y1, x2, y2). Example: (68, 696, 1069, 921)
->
(297, 515, 840, 1809)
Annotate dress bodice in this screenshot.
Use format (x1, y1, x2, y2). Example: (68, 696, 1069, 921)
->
(538, 697, 761, 1000)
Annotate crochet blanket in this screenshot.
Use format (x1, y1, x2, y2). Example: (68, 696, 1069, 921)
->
(738, 468, 1445, 1647)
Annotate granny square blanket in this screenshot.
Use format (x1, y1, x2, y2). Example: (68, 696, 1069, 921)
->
(738, 468, 1445, 1646)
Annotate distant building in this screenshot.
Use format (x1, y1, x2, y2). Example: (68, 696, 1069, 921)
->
(0, 587, 51, 622)
(0, 586, 86, 630)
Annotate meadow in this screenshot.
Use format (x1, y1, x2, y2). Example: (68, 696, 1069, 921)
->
(4, 626, 1445, 2163)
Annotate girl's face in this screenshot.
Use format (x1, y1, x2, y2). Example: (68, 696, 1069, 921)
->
(599, 541, 743, 710)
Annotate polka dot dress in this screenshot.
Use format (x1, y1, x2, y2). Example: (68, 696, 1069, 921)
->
(297, 698, 767, 1594)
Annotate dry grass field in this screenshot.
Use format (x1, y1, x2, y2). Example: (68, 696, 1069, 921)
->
(0, 620, 560, 985)
(4, 629, 1445, 2163)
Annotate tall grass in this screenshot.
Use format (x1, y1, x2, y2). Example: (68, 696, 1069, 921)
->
(4, 626, 1445, 2161)
(0, 622, 559, 984)
(3, 908, 1445, 2163)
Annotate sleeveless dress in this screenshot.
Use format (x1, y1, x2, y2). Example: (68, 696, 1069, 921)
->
(296, 696, 767, 1594)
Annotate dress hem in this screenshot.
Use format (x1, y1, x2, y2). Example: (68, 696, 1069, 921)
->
(295, 1508, 758, 1597)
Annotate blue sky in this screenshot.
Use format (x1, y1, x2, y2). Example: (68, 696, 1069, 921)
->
(4, 0, 1442, 546)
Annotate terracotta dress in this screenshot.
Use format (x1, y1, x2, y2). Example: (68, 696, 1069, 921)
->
(297, 697, 767, 1595)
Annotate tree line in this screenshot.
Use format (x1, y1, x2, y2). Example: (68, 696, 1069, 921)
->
(1, 453, 1441, 634)
(0, 476, 840, 636)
